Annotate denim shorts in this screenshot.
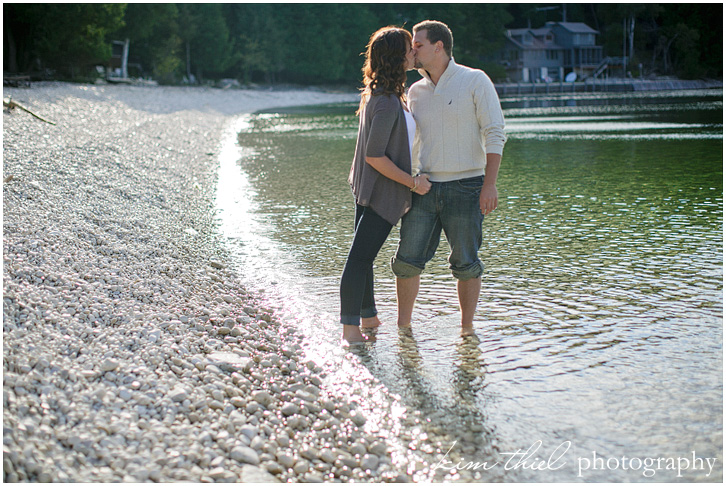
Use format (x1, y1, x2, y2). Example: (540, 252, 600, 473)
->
(391, 176, 485, 280)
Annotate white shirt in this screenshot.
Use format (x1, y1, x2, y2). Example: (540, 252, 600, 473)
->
(404, 108, 416, 157)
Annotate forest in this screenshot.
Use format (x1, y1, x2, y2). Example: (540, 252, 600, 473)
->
(3, 3, 722, 85)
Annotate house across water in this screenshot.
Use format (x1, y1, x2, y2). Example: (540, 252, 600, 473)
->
(498, 21, 621, 83)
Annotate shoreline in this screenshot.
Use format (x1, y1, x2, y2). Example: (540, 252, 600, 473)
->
(2, 82, 417, 482)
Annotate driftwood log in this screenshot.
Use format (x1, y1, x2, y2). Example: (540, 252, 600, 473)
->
(3, 97, 56, 125)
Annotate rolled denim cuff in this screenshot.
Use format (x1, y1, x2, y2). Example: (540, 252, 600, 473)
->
(340, 314, 361, 326)
(452, 260, 484, 281)
(391, 256, 424, 279)
(360, 306, 377, 319)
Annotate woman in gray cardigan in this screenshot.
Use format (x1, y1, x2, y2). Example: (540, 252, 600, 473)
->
(341, 26, 431, 343)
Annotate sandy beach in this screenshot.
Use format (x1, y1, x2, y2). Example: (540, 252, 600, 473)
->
(1, 82, 415, 483)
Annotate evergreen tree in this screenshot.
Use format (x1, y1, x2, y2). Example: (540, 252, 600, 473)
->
(178, 3, 237, 81)
(4, 3, 126, 78)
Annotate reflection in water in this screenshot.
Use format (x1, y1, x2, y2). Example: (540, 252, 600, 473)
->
(216, 91, 723, 482)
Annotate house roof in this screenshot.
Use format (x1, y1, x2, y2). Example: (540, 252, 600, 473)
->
(505, 36, 554, 51)
(505, 21, 599, 50)
(506, 26, 556, 51)
(550, 22, 599, 34)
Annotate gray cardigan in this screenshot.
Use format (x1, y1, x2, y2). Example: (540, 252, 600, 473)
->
(348, 93, 412, 225)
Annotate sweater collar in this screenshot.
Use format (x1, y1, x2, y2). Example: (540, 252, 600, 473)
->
(418, 57, 458, 87)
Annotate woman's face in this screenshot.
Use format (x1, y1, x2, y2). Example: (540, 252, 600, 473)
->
(405, 40, 415, 71)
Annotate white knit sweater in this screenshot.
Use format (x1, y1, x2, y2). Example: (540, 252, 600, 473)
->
(409, 60, 506, 182)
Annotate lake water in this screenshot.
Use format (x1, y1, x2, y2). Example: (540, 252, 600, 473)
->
(215, 90, 723, 482)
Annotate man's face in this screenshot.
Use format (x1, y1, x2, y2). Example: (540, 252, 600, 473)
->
(412, 30, 437, 69)
(405, 41, 415, 71)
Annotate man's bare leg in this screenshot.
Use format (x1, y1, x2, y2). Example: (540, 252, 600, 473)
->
(396, 276, 420, 327)
(458, 277, 481, 336)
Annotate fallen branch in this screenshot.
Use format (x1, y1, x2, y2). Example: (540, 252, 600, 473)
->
(3, 97, 56, 125)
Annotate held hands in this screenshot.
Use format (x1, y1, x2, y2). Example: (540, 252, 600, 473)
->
(411, 174, 432, 195)
(480, 183, 498, 215)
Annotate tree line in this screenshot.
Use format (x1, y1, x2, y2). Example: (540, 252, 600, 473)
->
(3, 3, 722, 85)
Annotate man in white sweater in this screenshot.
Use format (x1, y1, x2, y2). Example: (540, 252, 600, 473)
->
(391, 20, 506, 336)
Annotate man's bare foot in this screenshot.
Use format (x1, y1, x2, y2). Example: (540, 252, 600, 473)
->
(342, 324, 376, 343)
(361, 316, 382, 329)
(398, 326, 414, 338)
(461, 324, 476, 337)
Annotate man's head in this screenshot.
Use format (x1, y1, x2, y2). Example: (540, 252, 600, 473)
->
(412, 20, 453, 69)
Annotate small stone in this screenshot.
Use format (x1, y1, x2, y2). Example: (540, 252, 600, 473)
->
(369, 441, 387, 456)
(360, 454, 379, 471)
(293, 460, 309, 475)
(240, 464, 280, 483)
(169, 388, 188, 402)
(277, 453, 294, 469)
(304, 472, 325, 482)
(300, 446, 318, 461)
(265, 461, 283, 475)
(231, 446, 260, 465)
(350, 443, 367, 456)
(100, 359, 119, 372)
(148, 330, 161, 343)
(280, 402, 299, 417)
(239, 425, 258, 440)
(252, 390, 273, 407)
(320, 449, 336, 464)
(350, 411, 366, 427)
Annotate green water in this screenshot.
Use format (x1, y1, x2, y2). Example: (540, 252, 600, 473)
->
(217, 90, 722, 481)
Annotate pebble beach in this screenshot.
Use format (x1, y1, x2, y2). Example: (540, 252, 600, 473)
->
(2, 82, 413, 483)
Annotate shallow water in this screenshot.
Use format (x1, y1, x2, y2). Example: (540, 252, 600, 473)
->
(215, 90, 723, 481)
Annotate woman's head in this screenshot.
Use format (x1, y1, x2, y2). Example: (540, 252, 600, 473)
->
(360, 26, 413, 105)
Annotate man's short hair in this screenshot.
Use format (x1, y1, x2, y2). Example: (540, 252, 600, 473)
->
(413, 20, 453, 57)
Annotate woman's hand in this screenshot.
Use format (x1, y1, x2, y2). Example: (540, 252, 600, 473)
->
(412, 174, 431, 195)
(365, 156, 432, 195)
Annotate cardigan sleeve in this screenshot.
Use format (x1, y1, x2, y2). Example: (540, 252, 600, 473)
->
(365, 94, 399, 158)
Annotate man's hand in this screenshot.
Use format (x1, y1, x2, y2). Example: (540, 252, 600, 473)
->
(480, 153, 501, 216)
(480, 183, 498, 215)
(414, 174, 432, 195)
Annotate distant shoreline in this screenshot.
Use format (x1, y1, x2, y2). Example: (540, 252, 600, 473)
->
(496, 78, 723, 97)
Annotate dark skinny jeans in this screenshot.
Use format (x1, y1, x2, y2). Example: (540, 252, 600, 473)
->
(340, 204, 393, 326)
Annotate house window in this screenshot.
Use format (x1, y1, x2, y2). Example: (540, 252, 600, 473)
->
(546, 50, 558, 60)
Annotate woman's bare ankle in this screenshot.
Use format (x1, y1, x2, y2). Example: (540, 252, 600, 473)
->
(342, 324, 374, 343)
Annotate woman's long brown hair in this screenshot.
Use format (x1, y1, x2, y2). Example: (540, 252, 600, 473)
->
(357, 26, 411, 115)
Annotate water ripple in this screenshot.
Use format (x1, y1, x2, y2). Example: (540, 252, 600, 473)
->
(215, 94, 723, 482)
